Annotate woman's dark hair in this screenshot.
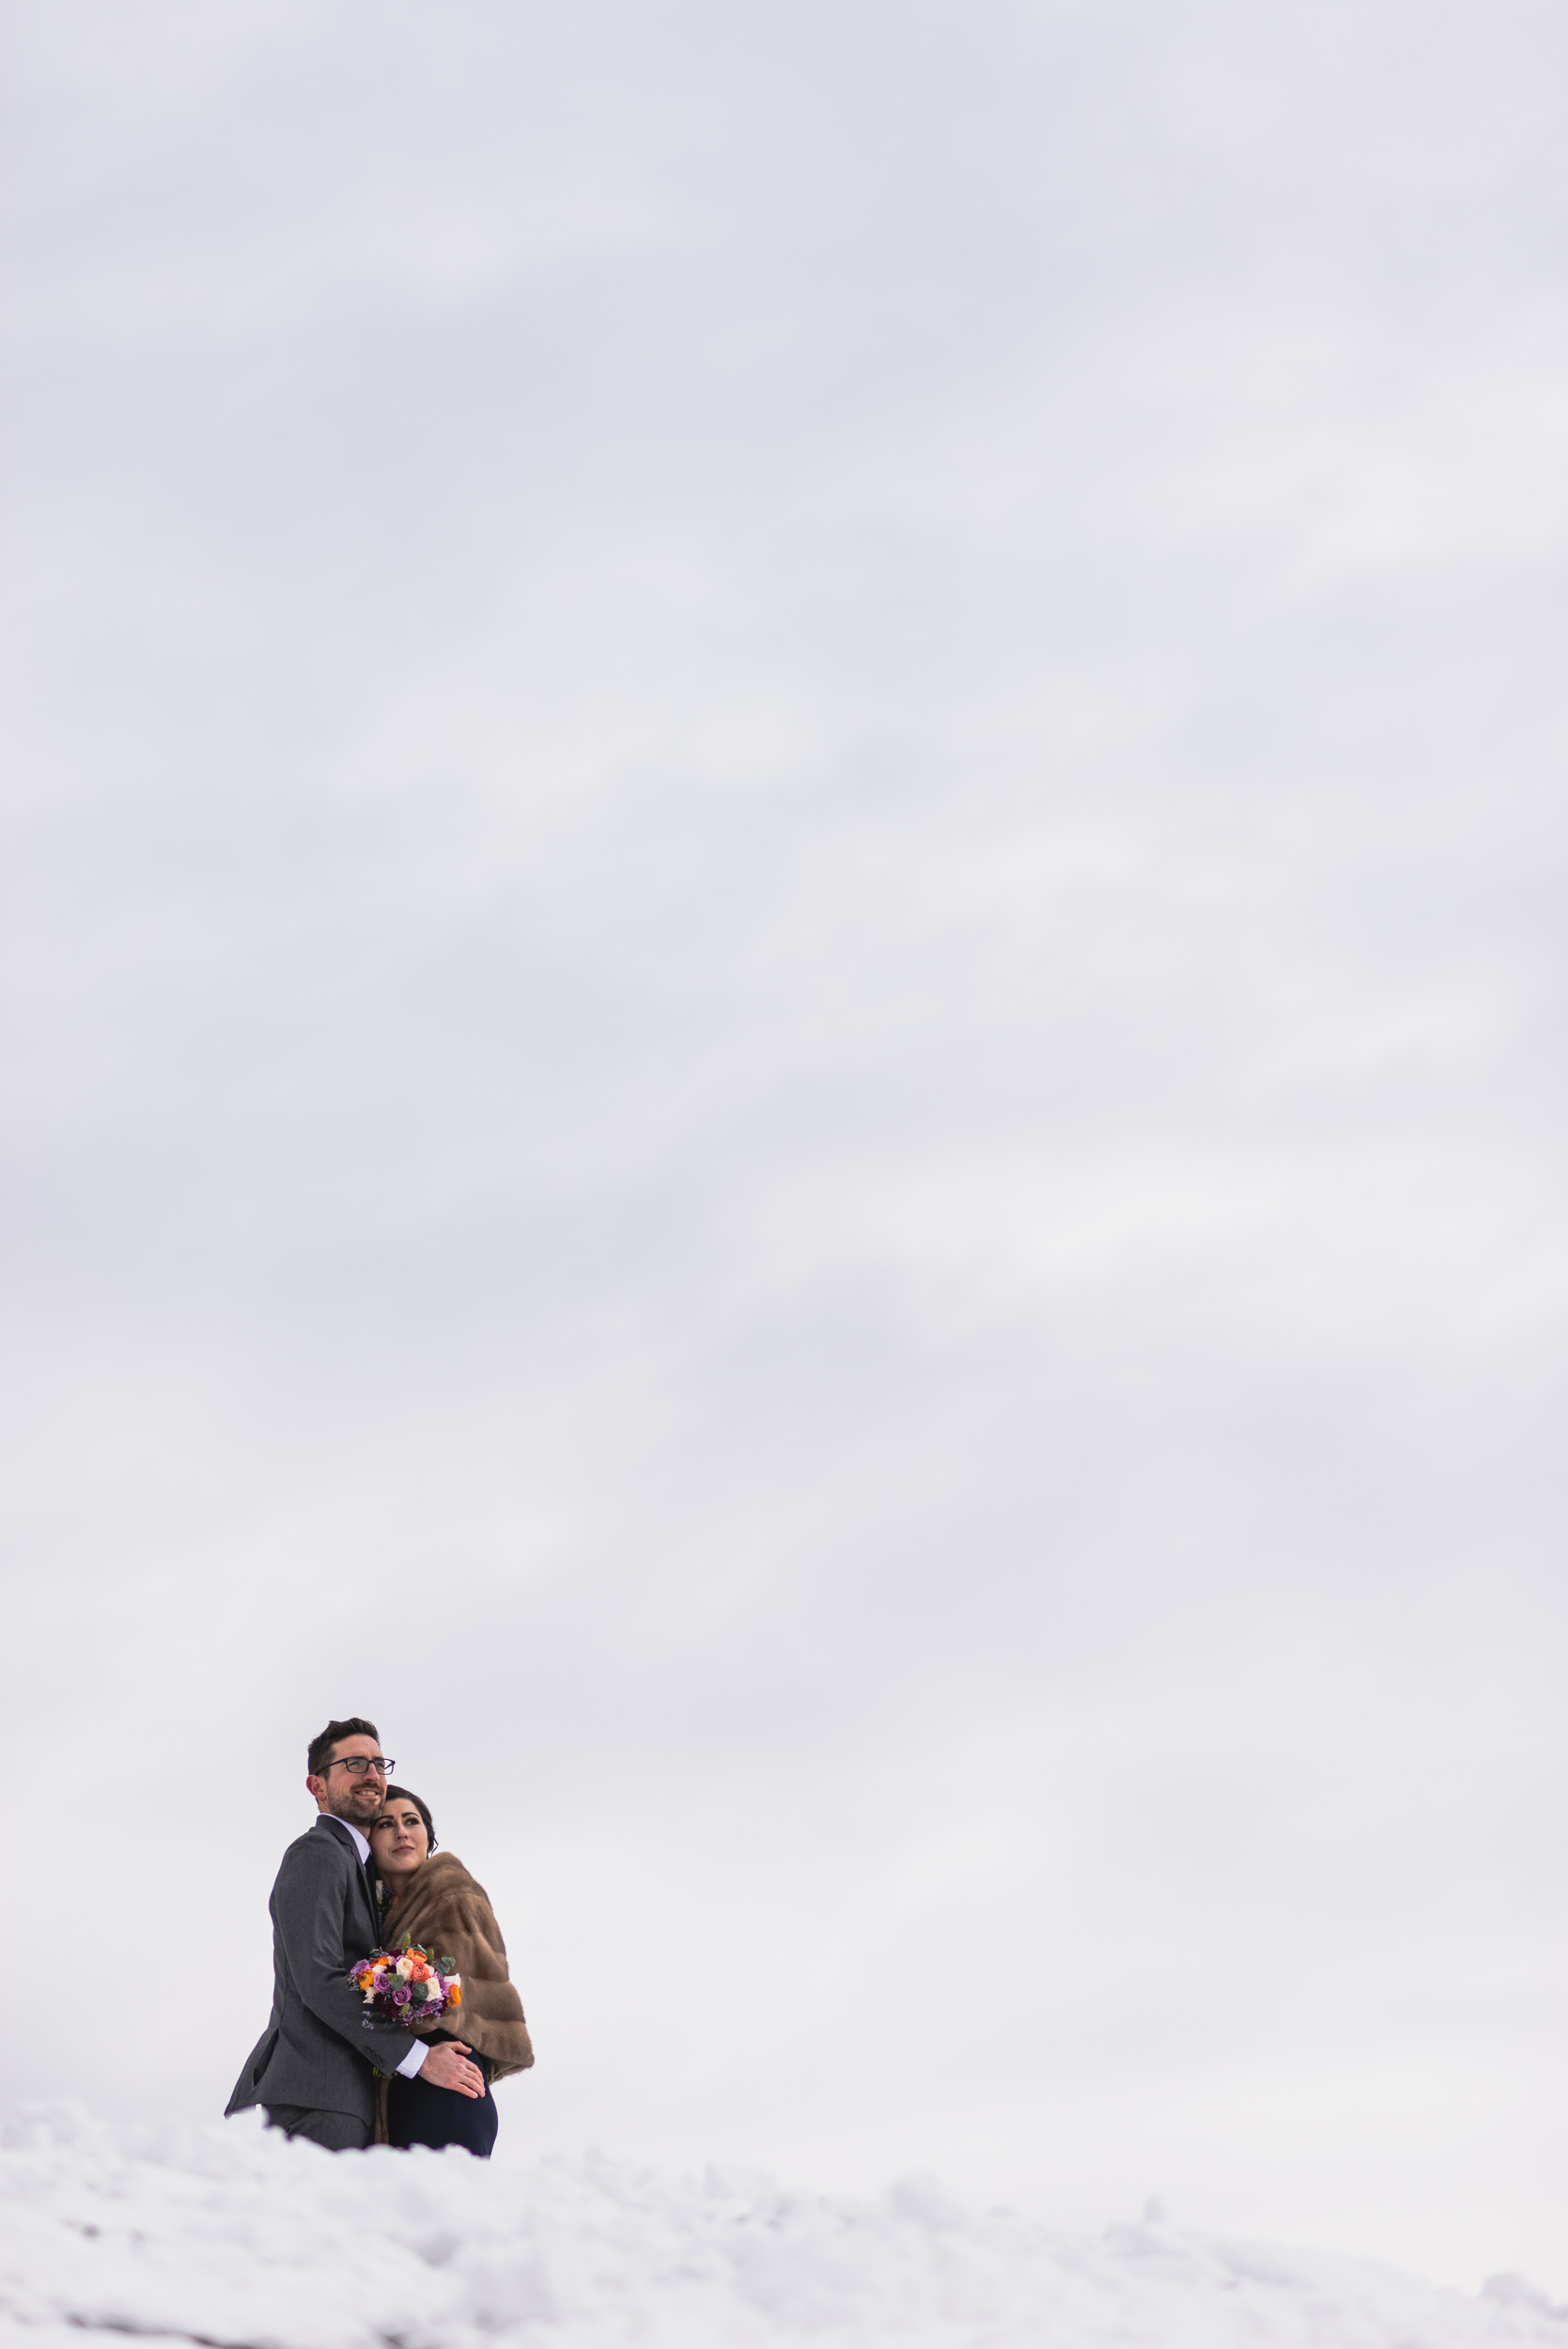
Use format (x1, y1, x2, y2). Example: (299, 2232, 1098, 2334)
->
(379, 1783, 437, 1853)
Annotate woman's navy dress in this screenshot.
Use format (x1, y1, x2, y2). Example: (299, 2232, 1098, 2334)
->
(378, 1889, 498, 2157)
(385, 2029, 498, 2156)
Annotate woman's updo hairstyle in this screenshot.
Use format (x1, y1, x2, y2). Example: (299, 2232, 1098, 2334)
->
(380, 1783, 438, 1854)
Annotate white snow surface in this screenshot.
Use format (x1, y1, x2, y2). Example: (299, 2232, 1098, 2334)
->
(2, 2105, 1564, 2349)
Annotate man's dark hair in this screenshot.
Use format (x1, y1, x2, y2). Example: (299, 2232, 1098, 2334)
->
(380, 1783, 438, 1854)
(307, 1717, 381, 1778)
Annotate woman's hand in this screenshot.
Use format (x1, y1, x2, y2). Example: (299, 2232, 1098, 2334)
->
(419, 2042, 485, 2098)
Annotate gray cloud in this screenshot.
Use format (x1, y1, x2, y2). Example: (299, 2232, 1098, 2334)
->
(5, 0, 1568, 2294)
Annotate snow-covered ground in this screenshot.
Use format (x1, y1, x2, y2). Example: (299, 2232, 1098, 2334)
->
(2, 2104, 1563, 2349)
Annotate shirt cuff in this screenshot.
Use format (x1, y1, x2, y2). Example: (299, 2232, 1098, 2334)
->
(396, 2040, 428, 2079)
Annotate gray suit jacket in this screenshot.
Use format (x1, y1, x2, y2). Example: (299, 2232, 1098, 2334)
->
(226, 1814, 420, 2125)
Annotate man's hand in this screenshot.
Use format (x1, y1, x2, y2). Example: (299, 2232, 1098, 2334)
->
(419, 2041, 484, 2098)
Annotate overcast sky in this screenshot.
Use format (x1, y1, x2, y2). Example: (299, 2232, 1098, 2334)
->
(5, 0, 1568, 2295)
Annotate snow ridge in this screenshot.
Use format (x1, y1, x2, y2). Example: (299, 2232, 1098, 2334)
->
(1, 2104, 1563, 2349)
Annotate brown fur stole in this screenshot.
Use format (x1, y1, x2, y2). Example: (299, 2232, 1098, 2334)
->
(379, 1850, 535, 2083)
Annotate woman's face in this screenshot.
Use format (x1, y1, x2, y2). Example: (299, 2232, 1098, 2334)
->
(370, 1799, 429, 1883)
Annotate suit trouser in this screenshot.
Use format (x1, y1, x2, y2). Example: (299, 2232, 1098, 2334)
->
(263, 2104, 371, 2150)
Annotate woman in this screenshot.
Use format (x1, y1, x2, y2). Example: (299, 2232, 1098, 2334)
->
(368, 1784, 534, 2155)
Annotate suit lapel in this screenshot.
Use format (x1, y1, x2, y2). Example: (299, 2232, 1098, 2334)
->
(362, 1856, 382, 1945)
(318, 1814, 380, 1947)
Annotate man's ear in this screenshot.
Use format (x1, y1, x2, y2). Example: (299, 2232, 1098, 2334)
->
(305, 1773, 328, 1812)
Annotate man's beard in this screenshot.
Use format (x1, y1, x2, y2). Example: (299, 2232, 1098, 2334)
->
(327, 1784, 378, 1826)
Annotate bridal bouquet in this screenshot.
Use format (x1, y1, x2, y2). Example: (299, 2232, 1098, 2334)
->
(350, 1937, 463, 2028)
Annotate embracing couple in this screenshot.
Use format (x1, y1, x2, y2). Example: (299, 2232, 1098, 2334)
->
(225, 1717, 534, 2155)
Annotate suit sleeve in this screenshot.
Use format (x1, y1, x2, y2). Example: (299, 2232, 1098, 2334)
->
(272, 1835, 424, 2081)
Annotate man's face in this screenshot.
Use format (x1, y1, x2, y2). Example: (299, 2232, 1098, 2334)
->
(305, 1732, 391, 1828)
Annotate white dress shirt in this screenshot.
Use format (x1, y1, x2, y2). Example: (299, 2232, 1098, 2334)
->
(339, 1817, 427, 2079)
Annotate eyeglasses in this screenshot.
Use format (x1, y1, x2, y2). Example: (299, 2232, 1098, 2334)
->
(325, 1755, 395, 1778)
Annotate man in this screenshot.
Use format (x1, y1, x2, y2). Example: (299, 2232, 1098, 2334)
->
(226, 1717, 484, 2149)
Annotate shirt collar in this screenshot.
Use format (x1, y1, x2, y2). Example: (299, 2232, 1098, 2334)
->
(329, 1815, 371, 1864)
